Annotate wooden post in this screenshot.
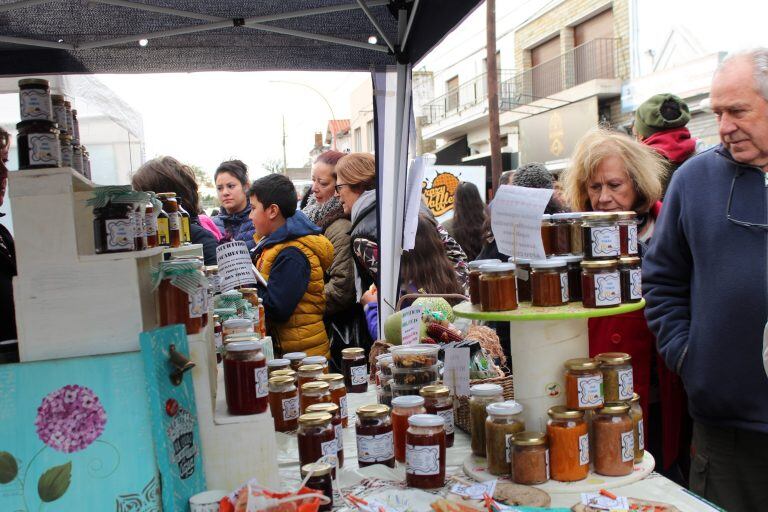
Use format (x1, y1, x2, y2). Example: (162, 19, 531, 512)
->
(486, 0, 503, 193)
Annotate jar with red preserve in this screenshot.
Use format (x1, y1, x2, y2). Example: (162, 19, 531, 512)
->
(267, 358, 290, 374)
(342, 347, 368, 392)
(392, 395, 426, 463)
(511, 432, 549, 485)
(593, 404, 634, 476)
(317, 373, 348, 427)
(356, 404, 395, 468)
(298, 412, 337, 477)
(561, 255, 583, 302)
(581, 260, 620, 308)
(510, 257, 532, 302)
(307, 402, 344, 467)
(406, 414, 446, 489)
(550, 213, 574, 256)
(420, 385, 455, 447)
(300, 463, 333, 511)
(541, 214, 555, 256)
(303, 355, 329, 374)
(297, 364, 325, 392)
(617, 211, 638, 256)
(223, 340, 268, 415)
(468, 259, 501, 305)
(300, 381, 332, 413)
(268, 375, 299, 432)
(564, 358, 603, 410)
(619, 256, 642, 303)
(285, 352, 308, 371)
(581, 212, 620, 260)
(479, 262, 518, 312)
(547, 406, 589, 482)
(157, 260, 207, 334)
(530, 259, 568, 307)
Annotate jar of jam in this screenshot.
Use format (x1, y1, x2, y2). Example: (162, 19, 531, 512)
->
(176, 196, 192, 244)
(94, 202, 134, 254)
(131, 203, 146, 251)
(420, 385, 454, 447)
(222, 318, 254, 339)
(268, 375, 299, 432)
(317, 373, 348, 427)
(213, 315, 223, 362)
(597, 352, 634, 402)
(71, 108, 81, 144)
(300, 463, 333, 511)
(157, 192, 182, 248)
(157, 202, 170, 247)
(468, 259, 501, 305)
(559, 255, 583, 302)
(342, 347, 368, 392)
(298, 412, 337, 475)
(205, 265, 220, 294)
(307, 402, 344, 467)
(224, 340, 268, 415)
(541, 214, 554, 256)
(285, 352, 308, 372)
(618, 256, 642, 303)
(469, 384, 504, 456)
(82, 147, 91, 180)
(530, 259, 568, 307)
(479, 262, 518, 312)
(19, 78, 52, 121)
(298, 364, 325, 392)
(511, 432, 549, 485)
(550, 213, 574, 256)
(581, 259, 620, 308)
(356, 404, 395, 468)
(268, 358, 291, 374)
(59, 133, 73, 168)
(546, 406, 589, 482)
(510, 257, 532, 302)
(405, 414, 446, 489)
(594, 404, 634, 476)
(303, 355, 329, 374)
(174, 257, 209, 328)
(569, 213, 585, 255)
(582, 212, 620, 260)
(16, 119, 60, 169)
(629, 393, 644, 463)
(300, 381, 332, 413)
(156, 261, 206, 334)
(485, 401, 525, 476)
(564, 358, 603, 410)
(51, 94, 69, 133)
(617, 211, 638, 256)
(392, 395, 426, 463)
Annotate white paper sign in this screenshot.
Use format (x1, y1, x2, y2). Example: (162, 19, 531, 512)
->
(216, 241, 257, 292)
(403, 156, 429, 251)
(490, 185, 553, 259)
(443, 347, 470, 397)
(580, 493, 629, 510)
(400, 304, 423, 346)
(451, 480, 497, 500)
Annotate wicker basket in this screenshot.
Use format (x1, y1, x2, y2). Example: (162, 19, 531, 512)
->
(454, 373, 514, 434)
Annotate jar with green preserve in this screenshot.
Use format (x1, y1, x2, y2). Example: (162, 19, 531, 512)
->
(485, 401, 525, 475)
(469, 384, 504, 457)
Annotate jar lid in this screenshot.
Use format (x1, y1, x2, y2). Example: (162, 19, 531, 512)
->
(468, 258, 501, 270)
(420, 385, 450, 398)
(581, 259, 619, 269)
(486, 400, 523, 416)
(239, 287, 258, 293)
(508, 256, 531, 265)
(306, 402, 339, 414)
(267, 358, 290, 367)
(19, 78, 49, 87)
(16, 119, 57, 130)
(564, 358, 599, 371)
(616, 211, 637, 220)
(541, 214, 552, 221)
(300, 462, 333, 477)
(205, 265, 219, 273)
(596, 352, 632, 365)
(598, 403, 631, 415)
(225, 340, 261, 352)
(297, 364, 324, 373)
(547, 405, 585, 419)
(301, 381, 330, 393)
(222, 318, 253, 328)
(224, 335, 259, 344)
(530, 258, 567, 269)
(408, 413, 444, 428)
(298, 412, 332, 426)
(356, 404, 390, 418)
(392, 395, 425, 408)
(317, 373, 344, 384)
(390, 344, 439, 357)
(156, 192, 177, 199)
(303, 356, 327, 366)
(63, 100, 72, 107)
(268, 375, 294, 386)
(271, 369, 296, 378)
(630, 393, 640, 404)
(582, 212, 619, 222)
(559, 255, 583, 263)
(511, 431, 547, 446)
(284, 352, 308, 361)
(479, 262, 516, 273)
(51, 94, 65, 102)
(470, 383, 503, 397)
(618, 256, 641, 266)
(550, 212, 582, 220)
(341, 347, 365, 356)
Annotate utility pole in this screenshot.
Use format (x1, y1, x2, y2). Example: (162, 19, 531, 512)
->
(486, 0, 503, 193)
(282, 115, 288, 174)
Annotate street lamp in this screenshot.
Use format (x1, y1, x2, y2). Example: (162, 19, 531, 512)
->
(269, 80, 339, 150)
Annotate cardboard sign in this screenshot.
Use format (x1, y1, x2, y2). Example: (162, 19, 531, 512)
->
(443, 347, 470, 397)
(216, 241, 257, 292)
(400, 304, 423, 346)
(490, 185, 552, 259)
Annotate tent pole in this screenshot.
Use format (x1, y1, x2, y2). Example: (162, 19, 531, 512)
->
(354, 0, 395, 53)
(399, 0, 420, 51)
(0, 35, 74, 50)
(242, 23, 390, 53)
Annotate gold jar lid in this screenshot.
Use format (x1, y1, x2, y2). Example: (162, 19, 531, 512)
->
(581, 259, 619, 269)
(596, 352, 632, 365)
(268, 375, 294, 386)
(156, 192, 177, 199)
(271, 369, 296, 379)
(298, 412, 332, 426)
(297, 364, 324, 374)
(420, 385, 450, 398)
(564, 358, 599, 371)
(342, 347, 364, 357)
(598, 403, 631, 415)
(301, 381, 330, 393)
(306, 403, 339, 415)
(616, 211, 637, 220)
(283, 352, 307, 361)
(356, 404, 390, 418)
(205, 265, 219, 273)
(317, 373, 344, 384)
(239, 287, 258, 294)
(618, 256, 641, 266)
(511, 431, 547, 446)
(582, 212, 620, 222)
(547, 405, 585, 420)
(300, 462, 333, 477)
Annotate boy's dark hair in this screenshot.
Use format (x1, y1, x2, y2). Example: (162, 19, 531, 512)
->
(249, 174, 297, 218)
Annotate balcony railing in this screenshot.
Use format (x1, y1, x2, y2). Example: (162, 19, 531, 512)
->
(422, 70, 515, 125)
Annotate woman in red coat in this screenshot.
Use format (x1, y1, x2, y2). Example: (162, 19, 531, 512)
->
(561, 128, 689, 480)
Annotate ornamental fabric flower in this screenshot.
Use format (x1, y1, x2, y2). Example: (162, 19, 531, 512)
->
(35, 385, 107, 453)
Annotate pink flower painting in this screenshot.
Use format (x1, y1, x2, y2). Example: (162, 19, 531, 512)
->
(34, 385, 108, 453)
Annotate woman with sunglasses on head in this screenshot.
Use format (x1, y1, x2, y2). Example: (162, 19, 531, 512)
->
(213, 159, 257, 251)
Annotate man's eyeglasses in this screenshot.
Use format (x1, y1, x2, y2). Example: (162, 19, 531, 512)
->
(726, 171, 768, 230)
(334, 184, 351, 193)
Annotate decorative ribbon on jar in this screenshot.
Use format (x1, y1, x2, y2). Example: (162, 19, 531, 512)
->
(213, 307, 238, 322)
(86, 185, 150, 208)
(150, 260, 209, 295)
(146, 191, 163, 219)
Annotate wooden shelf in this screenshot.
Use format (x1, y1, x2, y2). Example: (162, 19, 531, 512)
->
(78, 247, 164, 262)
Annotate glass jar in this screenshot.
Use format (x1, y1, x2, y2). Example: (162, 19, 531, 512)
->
(131, 203, 146, 251)
(597, 352, 634, 402)
(341, 347, 368, 392)
(51, 94, 69, 133)
(420, 385, 455, 447)
(71, 107, 81, 144)
(213, 314, 223, 362)
(300, 381, 332, 413)
(581, 260, 621, 308)
(392, 395, 426, 463)
(511, 257, 532, 302)
(297, 364, 326, 393)
(156, 201, 170, 246)
(570, 213, 585, 255)
(469, 384, 504, 456)
(560, 255, 583, 302)
(71, 143, 84, 174)
(619, 256, 642, 304)
(479, 262, 518, 312)
(157, 261, 206, 334)
(223, 340, 268, 415)
(391, 344, 439, 369)
(18, 78, 52, 121)
(594, 404, 634, 476)
(530, 259, 568, 307)
(297, 412, 336, 477)
(16, 119, 60, 169)
(546, 406, 589, 482)
(356, 404, 395, 468)
(157, 192, 182, 248)
(205, 265, 220, 294)
(468, 259, 501, 305)
(582, 212, 620, 260)
(93, 202, 134, 254)
(511, 432, 549, 485)
(550, 213, 574, 256)
(564, 358, 603, 410)
(300, 463, 333, 512)
(617, 211, 638, 257)
(405, 414, 446, 489)
(268, 358, 290, 374)
(173, 257, 209, 328)
(629, 393, 644, 463)
(59, 133, 72, 168)
(285, 352, 308, 372)
(306, 402, 344, 467)
(176, 197, 192, 244)
(303, 355, 329, 374)
(485, 401, 525, 476)
(268, 375, 299, 432)
(317, 373, 348, 427)
(375, 353, 393, 385)
(238, 287, 258, 308)
(541, 214, 554, 256)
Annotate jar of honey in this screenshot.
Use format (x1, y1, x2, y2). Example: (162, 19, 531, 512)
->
(511, 432, 549, 485)
(239, 287, 259, 309)
(298, 412, 337, 476)
(306, 402, 344, 467)
(617, 211, 638, 256)
(356, 404, 395, 468)
(223, 340, 268, 415)
(420, 385, 454, 447)
(581, 259, 620, 308)
(550, 213, 574, 256)
(405, 414, 446, 489)
(468, 259, 501, 305)
(597, 352, 633, 402)
(285, 352, 308, 372)
(530, 259, 568, 307)
(593, 404, 634, 476)
(156, 192, 182, 248)
(300, 381, 332, 413)
(392, 395, 426, 463)
(342, 347, 368, 393)
(303, 355, 329, 374)
(268, 375, 299, 432)
(561, 255, 583, 302)
(485, 401, 525, 476)
(582, 212, 620, 260)
(317, 373, 348, 427)
(564, 358, 603, 410)
(510, 257, 532, 302)
(479, 262, 518, 312)
(51, 94, 68, 132)
(546, 406, 589, 482)
(618, 256, 642, 303)
(541, 214, 555, 256)
(157, 260, 207, 334)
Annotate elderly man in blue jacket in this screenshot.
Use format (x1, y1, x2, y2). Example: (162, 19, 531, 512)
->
(643, 49, 768, 511)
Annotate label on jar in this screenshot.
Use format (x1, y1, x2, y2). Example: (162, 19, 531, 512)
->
(53, 105, 68, 131)
(617, 368, 633, 400)
(339, 395, 348, 419)
(590, 225, 619, 257)
(357, 431, 394, 463)
(214, 331, 222, 350)
(321, 440, 337, 460)
(254, 367, 268, 398)
(351, 365, 367, 386)
(20, 89, 51, 120)
(145, 213, 158, 237)
(181, 217, 191, 243)
(188, 287, 206, 318)
(576, 375, 603, 408)
(629, 268, 642, 299)
(621, 430, 634, 462)
(282, 396, 299, 421)
(579, 433, 589, 465)
(60, 143, 72, 167)
(105, 219, 134, 251)
(335, 424, 343, 452)
(169, 212, 181, 231)
(406, 444, 440, 475)
(505, 433, 514, 463)
(594, 271, 621, 306)
(637, 419, 644, 451)
(515, 267, 529, 282)
(437, 409, 454, 435)
(560, 272, 569, 303)
(28, 133, 60, 166)
(157, 217, 169, 245)
(132, 210, 144, 239)
(628, 224, 638, 255)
